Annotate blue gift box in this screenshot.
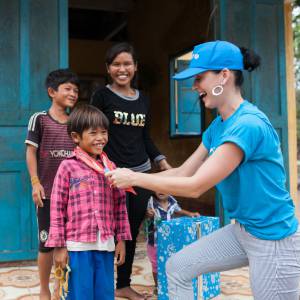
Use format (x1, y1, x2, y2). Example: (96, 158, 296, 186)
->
(157, 216, 221, 300)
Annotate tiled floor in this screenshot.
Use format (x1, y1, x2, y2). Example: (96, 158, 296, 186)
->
(0, 236, 253, 300)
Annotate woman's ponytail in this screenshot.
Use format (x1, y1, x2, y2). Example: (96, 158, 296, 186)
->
(240, 47, 261, 72)
(231, 47, 261, 87)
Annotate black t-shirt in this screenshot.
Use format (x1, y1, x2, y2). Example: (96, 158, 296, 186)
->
(91, 87, 163, 169)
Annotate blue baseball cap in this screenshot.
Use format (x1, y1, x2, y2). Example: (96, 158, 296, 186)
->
(173, 40, 244, 80)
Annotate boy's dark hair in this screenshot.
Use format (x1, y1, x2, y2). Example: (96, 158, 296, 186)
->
(67, 104, 109, 136)
(45, 68, 79, 91)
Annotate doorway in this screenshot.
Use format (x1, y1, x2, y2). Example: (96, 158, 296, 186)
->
(68, 0, 216, 216)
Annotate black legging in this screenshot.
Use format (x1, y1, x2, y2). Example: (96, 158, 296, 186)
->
(116, 186, 152, 289)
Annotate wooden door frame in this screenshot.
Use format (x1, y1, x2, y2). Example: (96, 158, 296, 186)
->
(284, 1, 298, 208)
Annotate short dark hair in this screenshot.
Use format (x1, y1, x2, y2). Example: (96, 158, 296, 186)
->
(45, 68, 79, 91)
(67, 104, 109, 136)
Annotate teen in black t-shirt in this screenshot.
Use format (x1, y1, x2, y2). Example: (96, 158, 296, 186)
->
(91, 42, 171, 299)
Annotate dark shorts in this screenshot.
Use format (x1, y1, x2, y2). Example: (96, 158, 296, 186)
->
(36, 199, 54, 253)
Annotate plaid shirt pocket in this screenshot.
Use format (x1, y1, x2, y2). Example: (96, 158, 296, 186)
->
(69, 174, 92, 193)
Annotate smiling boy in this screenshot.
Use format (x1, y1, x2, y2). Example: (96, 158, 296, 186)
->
(46, 104, 131, 300)
(25, 69, 79, 300)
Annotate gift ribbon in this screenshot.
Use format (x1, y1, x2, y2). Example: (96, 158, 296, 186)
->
(74, 146, 136, 194)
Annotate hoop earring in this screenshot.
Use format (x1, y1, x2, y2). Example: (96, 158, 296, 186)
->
(212, 85, 224, 96)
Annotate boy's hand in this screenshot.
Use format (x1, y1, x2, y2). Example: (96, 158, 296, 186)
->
(146, 208, 155, 219)
(32, 183, 45, 207)
(115, 241, 125, 266)
(54, 247, 68, 269)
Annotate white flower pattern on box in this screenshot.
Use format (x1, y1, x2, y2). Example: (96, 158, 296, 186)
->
(157, 216, 221, 300)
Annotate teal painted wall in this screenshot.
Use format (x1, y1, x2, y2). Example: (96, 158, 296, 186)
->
(213, 0, 288, 224)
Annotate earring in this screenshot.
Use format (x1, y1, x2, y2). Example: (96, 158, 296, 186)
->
(212, 84, 224, 96)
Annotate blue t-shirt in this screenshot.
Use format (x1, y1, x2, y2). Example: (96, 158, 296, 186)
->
(202, 100, 298, 240)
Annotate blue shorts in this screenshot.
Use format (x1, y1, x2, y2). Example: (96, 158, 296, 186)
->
(67, 251, 114, 300)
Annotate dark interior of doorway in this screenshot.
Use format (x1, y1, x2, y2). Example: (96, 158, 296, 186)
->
(68, 3, 216, 218)
(68, 4, 131, 102)
(69, 8, 128, 41)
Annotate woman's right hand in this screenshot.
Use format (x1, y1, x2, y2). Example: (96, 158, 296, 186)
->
(32, 183, 45, 207)
(54, 247, 68, 269)
(105, 168, 136, 189)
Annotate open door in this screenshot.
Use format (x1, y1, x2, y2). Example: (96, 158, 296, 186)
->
(0, 0, 68, 261)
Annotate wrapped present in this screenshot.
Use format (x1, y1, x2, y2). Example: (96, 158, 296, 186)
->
(157, 216, 221, 300)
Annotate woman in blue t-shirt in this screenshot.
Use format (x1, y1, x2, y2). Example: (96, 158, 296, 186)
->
(106, 40, 300, 300)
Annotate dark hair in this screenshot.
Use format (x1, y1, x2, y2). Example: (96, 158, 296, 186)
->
(105, 42, 138, 88)
(213, 47, 261, 87)
(67, 104, 109, 136)
(105, 42, 137, 66)
(234, 47, 261, 87)
(240, 47, 261, 72)
(45, 68, 79, 91)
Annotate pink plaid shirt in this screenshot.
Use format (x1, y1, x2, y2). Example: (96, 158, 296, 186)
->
(46, 154, 131, 248)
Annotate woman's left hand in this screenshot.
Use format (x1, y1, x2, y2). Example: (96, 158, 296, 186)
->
(105, 168, 136, 189)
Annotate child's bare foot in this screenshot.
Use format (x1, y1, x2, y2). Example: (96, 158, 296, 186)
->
(39, 289, 51, 300)
(115, 286, 148, 299)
